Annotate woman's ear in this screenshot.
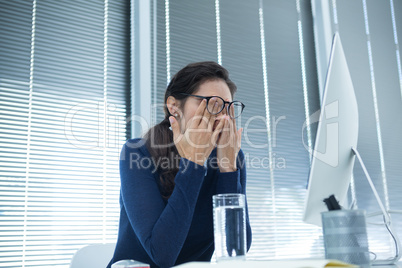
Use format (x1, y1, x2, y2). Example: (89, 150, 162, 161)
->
(166, 96, 181, 117)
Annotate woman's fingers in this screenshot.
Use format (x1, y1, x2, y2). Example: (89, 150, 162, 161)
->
(175, 96, 242, 162)
(190, 99, 207, 127)
(169, 116, 182, 144)
(201, 99, 212, 128)
(229, 104, 237, 130)
(211, 115, 226, 145)
(226, 99, 240, 148)
(219, 115, 231, 148)
(237, 127, 243, 150)
(207, 98, 221, 131)
(210, 97, 221, 114)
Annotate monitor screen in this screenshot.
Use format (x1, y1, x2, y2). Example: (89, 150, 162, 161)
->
(303, 33, 359, 226)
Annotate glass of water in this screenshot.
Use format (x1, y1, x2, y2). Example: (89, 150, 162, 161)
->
(213, 193, 246, 262)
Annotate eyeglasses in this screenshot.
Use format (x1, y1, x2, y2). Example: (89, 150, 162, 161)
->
(180, 93, 245, 119)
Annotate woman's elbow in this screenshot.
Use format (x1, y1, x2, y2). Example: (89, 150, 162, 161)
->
(148, 242, 179, 268)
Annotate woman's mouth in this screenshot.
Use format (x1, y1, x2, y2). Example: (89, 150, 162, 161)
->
(213, 119, 223, 131)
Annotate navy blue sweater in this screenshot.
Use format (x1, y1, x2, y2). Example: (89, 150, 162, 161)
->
(107, 138, 252, 268)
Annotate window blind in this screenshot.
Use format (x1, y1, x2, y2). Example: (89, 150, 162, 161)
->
(326, 0, 402, 260)
(0, 0, 130, 267)
(150, 0, 324, 259)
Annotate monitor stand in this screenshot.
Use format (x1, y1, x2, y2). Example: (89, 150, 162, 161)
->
(351, 147, 401, 265)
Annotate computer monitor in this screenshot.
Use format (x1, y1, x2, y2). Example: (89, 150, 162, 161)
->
(303, 33, 359, 226)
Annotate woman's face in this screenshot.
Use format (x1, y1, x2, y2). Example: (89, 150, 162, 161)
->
(179, 79, 232, 132)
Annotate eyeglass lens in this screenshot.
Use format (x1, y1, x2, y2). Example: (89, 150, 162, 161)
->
(229, 102, 244, 118)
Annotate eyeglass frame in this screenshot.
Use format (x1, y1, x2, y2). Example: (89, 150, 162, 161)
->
(180, 93, 245, 119)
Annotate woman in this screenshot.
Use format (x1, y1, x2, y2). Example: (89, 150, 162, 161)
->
(107, 61, 252, 268)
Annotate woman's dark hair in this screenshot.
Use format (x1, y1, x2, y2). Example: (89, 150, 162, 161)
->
(143, 61, 237, 199)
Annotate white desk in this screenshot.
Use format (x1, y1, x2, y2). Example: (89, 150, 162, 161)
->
(174, 259, 359, 268)
(175, 259, 402, 268)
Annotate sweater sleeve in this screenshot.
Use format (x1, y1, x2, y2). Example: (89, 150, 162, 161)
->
(119, 140, 206, 267)
(215, 149, 252, 251)
(216, 149, 246, 194)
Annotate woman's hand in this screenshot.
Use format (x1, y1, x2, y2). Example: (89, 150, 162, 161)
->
(169, 99, 225, 166)
(216, 102, 243, 172)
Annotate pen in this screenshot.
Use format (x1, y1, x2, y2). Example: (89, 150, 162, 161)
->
(323, 195, 341, 211)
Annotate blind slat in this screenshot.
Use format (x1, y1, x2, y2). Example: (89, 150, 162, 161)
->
(0, 0, 129, 267)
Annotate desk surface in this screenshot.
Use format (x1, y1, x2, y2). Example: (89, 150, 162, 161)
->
(174, 259, 402, 268)
(175, 259, 356, 268)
